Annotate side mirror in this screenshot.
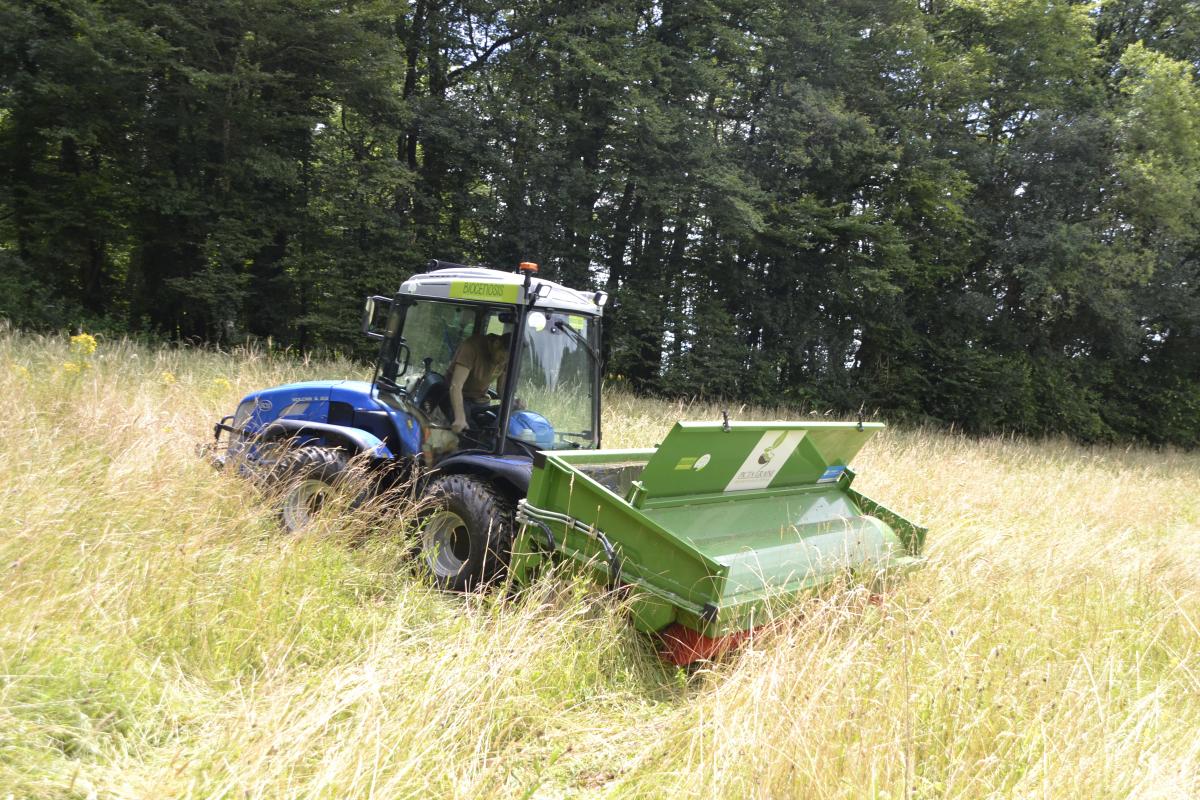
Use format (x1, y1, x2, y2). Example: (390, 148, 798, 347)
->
(362, 295, 392, 340)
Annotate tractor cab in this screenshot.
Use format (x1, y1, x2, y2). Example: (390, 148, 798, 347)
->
(364, 260, 606, 466)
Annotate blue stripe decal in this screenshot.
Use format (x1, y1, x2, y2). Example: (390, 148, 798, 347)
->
(817, 466, 845, 484)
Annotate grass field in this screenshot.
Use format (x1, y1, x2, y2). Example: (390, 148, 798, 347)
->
(2, 328, 1199, 799)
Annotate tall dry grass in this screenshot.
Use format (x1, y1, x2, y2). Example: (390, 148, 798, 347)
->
(1, 328, 1198, 799)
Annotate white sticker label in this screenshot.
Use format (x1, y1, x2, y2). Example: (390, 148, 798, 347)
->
(724, 430, 806, 492)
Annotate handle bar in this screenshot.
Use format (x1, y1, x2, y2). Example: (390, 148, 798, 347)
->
(426, 259, 473, 272)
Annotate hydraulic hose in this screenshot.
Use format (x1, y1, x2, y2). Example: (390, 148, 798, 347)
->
(522, 516, 556, 553)
(516, 499, 622, 591)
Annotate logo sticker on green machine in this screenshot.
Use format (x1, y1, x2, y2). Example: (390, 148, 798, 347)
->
(449, 281, 520, 303)
(724, 430, 806, 492)
(674, 453, 711, 471)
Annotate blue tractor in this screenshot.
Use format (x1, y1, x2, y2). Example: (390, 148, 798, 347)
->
(212, 260, 607, 591)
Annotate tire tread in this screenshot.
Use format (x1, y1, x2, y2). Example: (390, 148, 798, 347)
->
(425, 473, 515, 591)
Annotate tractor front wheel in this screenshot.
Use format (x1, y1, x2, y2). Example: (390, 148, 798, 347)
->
(420, 474, 514, 592)
(270, 446, 353, 533)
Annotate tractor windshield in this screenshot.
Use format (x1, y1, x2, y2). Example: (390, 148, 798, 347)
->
(401, 300, 486, 373)
(513, 311, 598, 450)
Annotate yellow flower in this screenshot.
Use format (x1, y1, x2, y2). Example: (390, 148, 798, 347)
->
(161, 371, 176, 385)
(8, 363, 29, 378)
(69, 333, 98, 357)
(62, 361, 81, 374)
(211, 377, 232, 391)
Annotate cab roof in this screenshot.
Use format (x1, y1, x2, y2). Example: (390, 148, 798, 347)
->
(398, 267, 604, 316)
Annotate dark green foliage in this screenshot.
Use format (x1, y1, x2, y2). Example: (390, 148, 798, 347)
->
(2, 0, 1199, 444)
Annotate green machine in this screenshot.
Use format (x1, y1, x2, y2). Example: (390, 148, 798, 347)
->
(513, 420, 926, 663)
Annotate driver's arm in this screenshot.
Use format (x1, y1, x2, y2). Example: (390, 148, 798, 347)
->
(449, 363, 470, 434)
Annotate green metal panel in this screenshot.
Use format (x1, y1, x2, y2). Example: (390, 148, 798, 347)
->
(516, 450, 723, 608)
(512, 421, 926, 639)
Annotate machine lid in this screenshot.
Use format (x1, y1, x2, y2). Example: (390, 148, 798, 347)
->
(633, 420, 884, 504)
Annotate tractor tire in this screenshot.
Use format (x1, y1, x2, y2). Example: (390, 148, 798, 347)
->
(419, 474, 514, 592)
(270, 446, 354, 533)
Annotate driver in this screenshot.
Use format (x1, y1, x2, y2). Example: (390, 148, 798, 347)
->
(448, 331, 511, 434)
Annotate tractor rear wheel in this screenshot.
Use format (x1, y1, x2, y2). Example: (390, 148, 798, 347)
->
(420, 474, 514, 592)
(270, 446, 353, 533)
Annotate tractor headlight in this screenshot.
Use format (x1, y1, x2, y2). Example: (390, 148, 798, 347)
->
(233, 399, 255, 428)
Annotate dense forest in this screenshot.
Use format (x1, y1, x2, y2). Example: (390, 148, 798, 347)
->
(2, 0, 1199, 444)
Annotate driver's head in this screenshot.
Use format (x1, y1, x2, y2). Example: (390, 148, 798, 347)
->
(484, 332, 511, 359)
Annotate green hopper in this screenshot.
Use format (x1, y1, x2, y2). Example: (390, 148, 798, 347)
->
(511, 421, 927, 664)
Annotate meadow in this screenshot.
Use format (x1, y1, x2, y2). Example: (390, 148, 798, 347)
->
(2, 328, 1199, 799)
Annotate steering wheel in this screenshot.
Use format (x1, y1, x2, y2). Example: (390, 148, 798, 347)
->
(471, 404, 499, 428)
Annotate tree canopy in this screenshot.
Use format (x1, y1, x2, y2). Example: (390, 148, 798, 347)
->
(3, 0, 1199, 444)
